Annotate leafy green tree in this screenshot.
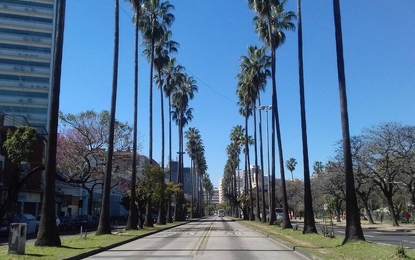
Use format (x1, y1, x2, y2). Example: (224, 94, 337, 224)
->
(96, 0, 120, 236)
(332, 0, 365, 243)
(0, 127, 42, 221)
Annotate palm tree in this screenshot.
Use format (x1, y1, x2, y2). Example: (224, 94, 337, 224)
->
(126, 0, 140, 231)
(152, 31, 179, 225)
(237, 85, 255, 221)
(332, 0, 365, 244)
(296, 0, 317, 234)
(34, 0, 66, 246)
(139, 0, 175, 162)
(96, 0, 120, 235)
(172, 73, 197, 221)
(230, 125, 245, 217)
(185, 127, 202, 218)
(162, 58, 184, 223)
(285, 158, 297, 181)
(239, 45, 270, 222)
(248, 0, 295, 229)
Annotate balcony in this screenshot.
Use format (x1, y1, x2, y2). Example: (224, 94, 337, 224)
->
(0, 18, 53, 33)
(0, 2, 54, 19)
(0, 48, 51, 62)
(0, 64, 50, 77)
(0, 32, 52, 47)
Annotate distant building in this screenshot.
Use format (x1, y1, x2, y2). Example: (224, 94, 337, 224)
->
(0, 0, 59, 128)
(168, 161, 191, 196)
(211, 188, 219, 207)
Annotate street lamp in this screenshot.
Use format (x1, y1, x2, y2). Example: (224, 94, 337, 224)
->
(259, 105, 272, 207)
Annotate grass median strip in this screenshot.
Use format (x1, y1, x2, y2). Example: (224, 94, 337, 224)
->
(239, 220, 415, 260)
(0, 222, 186, 260)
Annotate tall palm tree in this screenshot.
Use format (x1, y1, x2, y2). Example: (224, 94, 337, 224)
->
(35, 0, 66, 246)
(185, 127, 201, 217)
(126, 0, 140, 231)
(332, 0, 365, 244)
(139, 0, 175, 162)
(152, 31, 179, 225)
(239, 45, 270, 222)
(230, 125, 245, 217)
(162, 58, 184, 223)
(248, 0, 295, 228)
(172, 73, 197, 221)
(236, 88, 254, 220)
(296, 0, 317, 234)
(96, 0, 120, 235)
(285, 157, 297, 181)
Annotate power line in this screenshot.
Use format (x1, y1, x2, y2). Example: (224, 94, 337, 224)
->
(119, 3, 237, 105)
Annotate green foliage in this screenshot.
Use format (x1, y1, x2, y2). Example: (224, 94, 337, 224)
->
(3, 126, 37, 165)
(395, 244, 407, 258)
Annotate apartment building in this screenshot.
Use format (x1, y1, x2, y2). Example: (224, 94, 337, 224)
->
(0, 0, 58, 128)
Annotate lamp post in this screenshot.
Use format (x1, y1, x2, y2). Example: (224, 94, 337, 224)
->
(259, 105, 272, 211)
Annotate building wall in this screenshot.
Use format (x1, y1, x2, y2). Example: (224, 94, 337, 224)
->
(0, 0, 57, 128)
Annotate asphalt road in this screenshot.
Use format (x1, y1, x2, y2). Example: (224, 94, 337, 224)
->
(85, 216, 309, 260)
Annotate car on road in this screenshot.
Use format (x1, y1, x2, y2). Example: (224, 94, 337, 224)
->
(12, 213, 37, 234)
(0, 219, 10, 237)
(73, 215, 96, 230)
(59, 216, 75, 231)
(36, 215, 61, 232)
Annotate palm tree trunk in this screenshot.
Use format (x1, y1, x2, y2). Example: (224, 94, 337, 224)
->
(96, 0, 119, 236)
(35, 0, 66, 246)
(258, 99, 266, 223)
(126, 0, 140, 230)
(166, 96, 173, 223)
(157, 72, 166, 225)
(149, 36, 155, 161)
(332, 0, 365, 244)
(297, 0, 317, 234)
(253, 106, 260, 221)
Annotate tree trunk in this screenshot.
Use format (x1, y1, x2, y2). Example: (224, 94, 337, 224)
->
(297, 0, 317, 234)
(332, 0, 365, 243)
(253, 106, 260, 221)
(96, 0, 119, 236)
(34, 0, 66, 246)
(126, 0, 140, 231)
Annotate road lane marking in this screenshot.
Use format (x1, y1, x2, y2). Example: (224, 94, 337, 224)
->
(191, 222, 214, 256)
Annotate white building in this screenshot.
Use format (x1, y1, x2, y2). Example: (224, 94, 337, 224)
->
(0, 0, 58, 128)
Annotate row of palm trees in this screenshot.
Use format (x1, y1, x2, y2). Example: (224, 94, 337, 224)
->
(222, 0, 365, 245)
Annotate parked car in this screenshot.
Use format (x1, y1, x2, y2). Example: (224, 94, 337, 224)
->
(11, 213, 37, 234)
(59, 216, 75, 231)
(36, 215, 61, 232)
(73, 215, 96, 230)
(0, 219, 10, 237)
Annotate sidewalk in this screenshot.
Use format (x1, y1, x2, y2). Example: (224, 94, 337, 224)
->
(313, 218, 415, 233)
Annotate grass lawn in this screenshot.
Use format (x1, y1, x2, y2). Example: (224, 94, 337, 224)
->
(240, 220, 415, 260)
(0, 222, 185, 260)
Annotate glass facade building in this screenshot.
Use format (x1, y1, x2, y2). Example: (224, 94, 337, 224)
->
(0, 0, 57, 129)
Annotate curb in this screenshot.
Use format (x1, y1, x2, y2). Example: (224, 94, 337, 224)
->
(63, 221, 190, 260)
(237, 221, 320, 260)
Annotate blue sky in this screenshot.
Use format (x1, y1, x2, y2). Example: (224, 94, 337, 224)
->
(60, 1, 415, 188)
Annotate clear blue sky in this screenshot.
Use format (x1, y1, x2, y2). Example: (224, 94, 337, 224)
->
(60, 0, 415, 188)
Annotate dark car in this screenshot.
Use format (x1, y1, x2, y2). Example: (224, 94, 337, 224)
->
(72, 215, 96, 230)
(0, 219, 10, 237)
(59, 216, 75, 231)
